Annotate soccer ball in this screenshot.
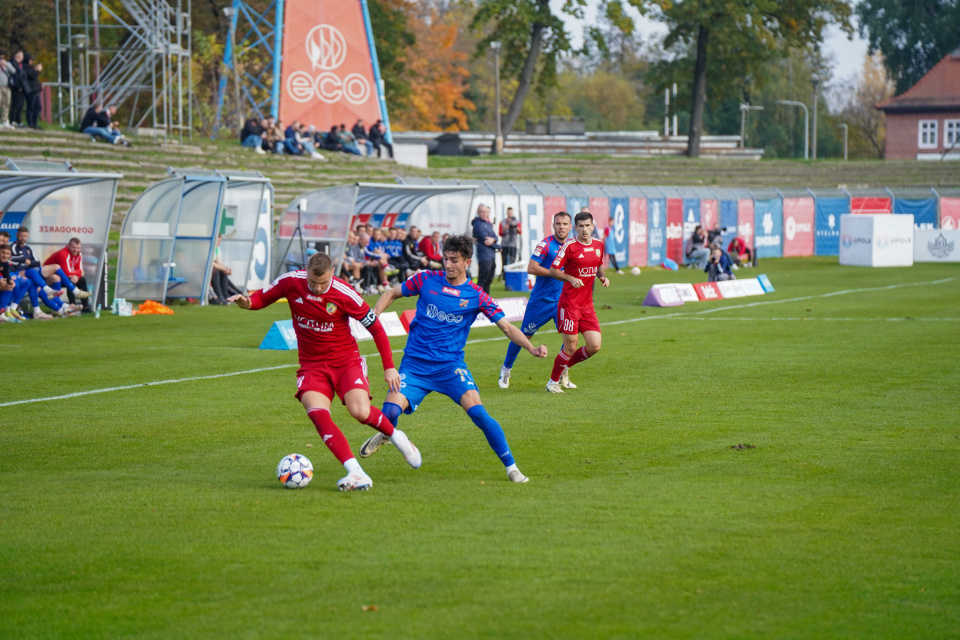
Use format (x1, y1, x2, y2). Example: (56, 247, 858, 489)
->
(277, 454, 314, 489)
(630, 266, 641, 276)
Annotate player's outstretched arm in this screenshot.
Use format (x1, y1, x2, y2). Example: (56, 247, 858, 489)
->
(227, 293, 252, 309)
(496, 318, 548, 358)
(548, 266, 583, 288)
(373, 285, 403, 316)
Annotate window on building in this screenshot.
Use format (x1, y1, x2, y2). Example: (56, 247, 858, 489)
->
(918, 120, 938, 149)
(945, 119, 960, 149)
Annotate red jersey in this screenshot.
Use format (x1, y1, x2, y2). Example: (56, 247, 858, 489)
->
(552, 237, 605, 310)
(43, 247, 83, 278)
(249, 271, 394, 369)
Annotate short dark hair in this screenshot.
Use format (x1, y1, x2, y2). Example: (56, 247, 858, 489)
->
(574, 212, 593, 226)
(17, 226, 28, 234)
(307, 251, 332, 275)
(69, 237, 81, 245)
(442, 234, 474, 260)
(553, 211, 571, 222)
(0, 231, 9, 238)
(0, 244, 10, 253)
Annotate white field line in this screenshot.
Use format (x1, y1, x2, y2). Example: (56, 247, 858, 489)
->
(2, 276, 954, 408)
(669, 317, 960, 322)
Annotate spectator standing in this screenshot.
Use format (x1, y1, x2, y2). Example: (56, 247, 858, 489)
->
(604, 215, 625, 274)
(0, 53, 15, 128)
(471, 204, 499, 294)
(498, 206, 521, 280)
(684, 225, 710, 270)
(8, 50, 26, 127)
(239, 116, 266, 154)
(23, 54, 42, 129)
(352, 119, 374, 155)
(368, 119, 393, 158)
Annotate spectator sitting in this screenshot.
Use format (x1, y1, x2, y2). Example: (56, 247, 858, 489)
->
(0, 243, 22, 321)
(684, 225, 710, 270)
(363, 228, 390, 292)
(81, 104, 129, 145)
(239, 116, 266, 154)
(42, 236, 92, 311)
(384, 227, 406, 280)
(341, 232, 366, 291)
(8, 227, 62, 318)
(352, 118, 374, 155)
(263, 117, 283, 153)
(707, 223, 724, 248)
(403, 225, 431, 271)
(0, 52, 15, 128)
(297, 123, 325, 160)
(705, 248, 736, 282)
(368, 119, 393, 158)
(337, 123, 362, 155)
(283, 121, 305, 155)
(322, 125, 342, 152)
(210, 234, 235, 304)
(419, 230, 443, 268)
(727, 236, 753, 267)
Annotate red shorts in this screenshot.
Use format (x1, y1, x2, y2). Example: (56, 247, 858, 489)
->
(556, 306, 601, 335)
(294, 359, 370, 404)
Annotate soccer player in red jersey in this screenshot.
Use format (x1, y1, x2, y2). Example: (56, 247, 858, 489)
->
(545, 211, 610, 393)
(229, 252, 421, 491)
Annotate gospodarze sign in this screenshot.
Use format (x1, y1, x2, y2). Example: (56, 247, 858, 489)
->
(280, 0, 385, 134)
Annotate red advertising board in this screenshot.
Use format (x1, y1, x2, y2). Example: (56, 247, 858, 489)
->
(628, 197, 647, 266)
(589, 197, 609, 239)
(850, 197, 891, 214)
(940, 197, 960, 230)
(737, 199, 754, 248)
(782, 197, 815, 257)
(694, 281, 724, 301)
(543, 196, 567, 237)
(666, 198, 684, 262)
(280, 0, 384, 133)
(701, 199, 718, 231)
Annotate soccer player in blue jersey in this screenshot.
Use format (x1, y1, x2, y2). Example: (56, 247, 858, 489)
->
(497, 211, 574, 390)
(358, 234, 548, 483)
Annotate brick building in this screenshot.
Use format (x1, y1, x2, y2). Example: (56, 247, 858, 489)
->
(878, 48, 960, 160)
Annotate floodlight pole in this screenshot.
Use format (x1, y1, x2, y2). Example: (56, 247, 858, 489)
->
(775, 99, 809, 160)
(811, 77, 820, 160)
(838, 123, 848, 161)
(739, 103, 764, 148)
(491, 41, 503, 155)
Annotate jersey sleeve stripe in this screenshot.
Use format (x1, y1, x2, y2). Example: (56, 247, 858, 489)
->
(331, 280, 364, 305)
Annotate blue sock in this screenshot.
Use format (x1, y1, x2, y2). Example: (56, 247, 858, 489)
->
(382, 402, 402, 428)
(466, 404, 515, 467)
(0, 287, 11, 308)
(40, 288, 61, 311)
(503, 342, 522, 369)
(56, 269, 75, 291)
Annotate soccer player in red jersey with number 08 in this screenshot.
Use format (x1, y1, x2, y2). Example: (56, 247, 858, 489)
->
(545, 211, 610, 393)
(229, 252, 422, 492)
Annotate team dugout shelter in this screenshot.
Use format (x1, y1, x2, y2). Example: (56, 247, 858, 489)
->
(274, 182, 478, 276)
(116, 168, 273, 304)
(0, 158, 120, 307)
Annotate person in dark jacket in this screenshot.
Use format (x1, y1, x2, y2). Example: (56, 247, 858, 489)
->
(239, 116, 265, 154)
(705, 248, 736, 282)
(368, 119, 392, 158)
(322, 125, 341, 152)
(351, 118, 373, 155)
(471, 204, 500, 294)
(8, 50, 26, 127)
(23, 54, 42, 129)
(81, 104, 125, 144)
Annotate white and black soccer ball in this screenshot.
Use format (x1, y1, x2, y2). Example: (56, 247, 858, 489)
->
(277, 454, 314, 489)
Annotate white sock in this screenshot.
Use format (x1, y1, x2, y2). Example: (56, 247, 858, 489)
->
(343, 458, 362, 475)
(501, 366, 511, 374)
(389, 429, 405, 445)
(505, 463, 518, 475)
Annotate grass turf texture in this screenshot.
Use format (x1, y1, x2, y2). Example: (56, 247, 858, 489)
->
(1, 258, 959, 638)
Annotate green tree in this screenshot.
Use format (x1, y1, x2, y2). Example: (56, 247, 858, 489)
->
(642, 0, 852, 157)
(856, 0, 960, 94)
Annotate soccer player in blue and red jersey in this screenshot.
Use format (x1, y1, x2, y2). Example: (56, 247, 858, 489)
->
(229, 252, 422, 492)
(498, 211, 574, 390)
(358, 234, 548, 483)
(545, 211, 610, 393)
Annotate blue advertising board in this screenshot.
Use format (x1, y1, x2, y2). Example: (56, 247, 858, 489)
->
(754, 197, 783, 258)
(647, 197, 667, 265)
(894, 197, 938, 229)
(814, 197, 847, 256)
(682, 198, 700, 241)
(608, 197, 629, 264)
(719, 199, 738, 248)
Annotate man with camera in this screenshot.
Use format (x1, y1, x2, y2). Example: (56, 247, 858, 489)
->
(705, 247, 736, 282)
(498, 207, 522, 280)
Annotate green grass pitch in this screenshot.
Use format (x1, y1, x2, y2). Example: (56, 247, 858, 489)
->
(1, 258, 958, 638)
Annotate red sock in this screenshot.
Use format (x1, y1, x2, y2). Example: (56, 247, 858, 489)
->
(550, 348, 573, 382)
(362, 406, 394, 436)
(567, 346, 591, 367)
(307, 408, 354, 464)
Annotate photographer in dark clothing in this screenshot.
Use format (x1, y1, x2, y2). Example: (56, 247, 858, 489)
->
(23, 54, 42, 129)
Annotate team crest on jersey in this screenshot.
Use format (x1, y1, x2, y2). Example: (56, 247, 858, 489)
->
(459, 298, 468, 308)
(442, 286, 461, 297)
(326, 302, 337, 314)
(595, 248, 601, 256)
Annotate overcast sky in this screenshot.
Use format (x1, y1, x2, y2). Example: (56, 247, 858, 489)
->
(555, 1, 869, 85)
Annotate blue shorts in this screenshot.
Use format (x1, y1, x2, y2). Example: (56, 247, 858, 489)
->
(519, 299, 558, 336)
(398, 356, 477, 414)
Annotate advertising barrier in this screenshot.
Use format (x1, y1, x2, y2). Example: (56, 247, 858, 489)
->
(851, 196, 892, 214)
(737, 199, 755, 250)
(914, 229, 960, 262)
(782, 196, 815, 257)
(753, 197, 783, 258)
(894, 197, 938, 229)
(628, 196, 647, 267)
(815, 196, 847, 256)
(719, 199, 738, 248)
(839, 214, 914, 267)
(941, 197, 960, 230)
(608, 197, 629, 266)
(666, 198, 684, 262)
(647, 196, 667, 265)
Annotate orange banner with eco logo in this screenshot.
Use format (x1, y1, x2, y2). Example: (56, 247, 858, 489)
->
(279, 0, 385, 132)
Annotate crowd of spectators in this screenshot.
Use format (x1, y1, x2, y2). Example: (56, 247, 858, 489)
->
(239, 115, 393, 160)
(339, 224, 443, 295)
(0, 227, 92, 322)
(1, 50, 44, 129)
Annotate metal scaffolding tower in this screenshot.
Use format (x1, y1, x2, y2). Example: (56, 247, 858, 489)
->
(54, 0, 192, 141)
(213, 0, 284, 133)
